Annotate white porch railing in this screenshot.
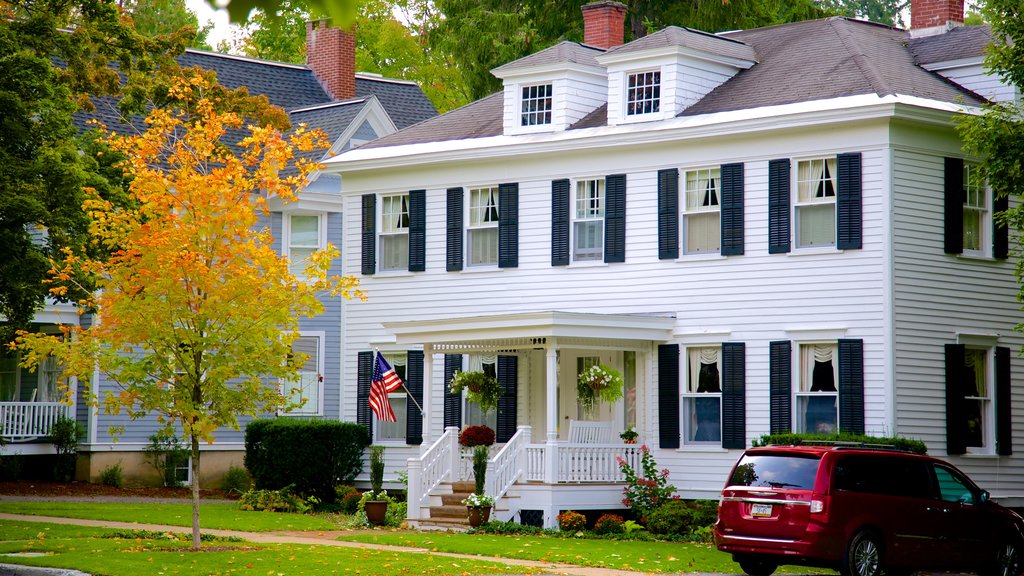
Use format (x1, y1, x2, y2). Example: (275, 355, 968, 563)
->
(0, 402, 70, 442)
(486, 426, 529, 502)
(406, 426, 459, 522)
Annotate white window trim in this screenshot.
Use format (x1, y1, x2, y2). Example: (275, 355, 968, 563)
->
(571, 177, 605, 263)
(282, 212, 327, 278)
(681, 166, 722, 255)
(962, 345, 996, 455)
(792, 340, 840, 435)
(680, 344, 723, 447)
(519, 82, 553, 128)
(465, 186, 500, 268)
(281, 331, 326, 417)
(792, 156, 838, 250)
(624, 68, 662, 118)
(962, 162, 991, 258)
(378, 193, 410, 273)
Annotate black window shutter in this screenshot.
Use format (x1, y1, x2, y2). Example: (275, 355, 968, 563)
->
(837, 153, 862, 250)
(721, 342, 746, 449)
(551, 179, 570, 266)
(768, 159, 791, 254)
(446, 188, 464, 272)
(498, 183, 519, 268)
(720, 163, 745, 256)
(657, 168, 679, 260)
(496, 355, 518, 442)
(408, 190, 426, 272)
(994, 193, 1009, 259)
(945, 343, 967, 455)
(769, 340, 792, 433)
(405, 350, 424, 445)
(443, 354, 463, 429)
(356, 351, 373, 444)
(361, 194, 376, 275)
(658, 344, 680, 449)
(944, 157, 964, 255)
(605, 173, 627, 263)
(996, 346, 1012, 456)
(838, 339, 864, 434)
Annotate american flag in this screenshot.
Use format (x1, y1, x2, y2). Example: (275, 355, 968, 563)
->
(369, 352, 404, 422)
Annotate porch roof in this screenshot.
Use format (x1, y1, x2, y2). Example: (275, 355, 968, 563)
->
(383, 311, 676, 352)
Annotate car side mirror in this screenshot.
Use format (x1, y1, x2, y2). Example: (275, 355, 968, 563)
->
(980, 490, 990, 504)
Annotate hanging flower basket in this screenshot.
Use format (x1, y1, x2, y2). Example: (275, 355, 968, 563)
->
(459, 425, 496, 447)
(577, 364, 624, 414)
(449, 371, 502, 415)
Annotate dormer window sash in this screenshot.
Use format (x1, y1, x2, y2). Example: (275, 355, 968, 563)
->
(521, 83, 553, 126)
(627, 70, 661, 116)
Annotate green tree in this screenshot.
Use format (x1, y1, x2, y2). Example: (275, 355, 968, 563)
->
(122, 0, 214, 49)
(0, 0, 185, 340)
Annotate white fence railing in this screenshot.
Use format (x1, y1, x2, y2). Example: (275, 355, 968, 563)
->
(406, 426, 458, 521)
(525, 442, 641, 483)
(0, 402, 70, 442)
(486, 426, 529, 502)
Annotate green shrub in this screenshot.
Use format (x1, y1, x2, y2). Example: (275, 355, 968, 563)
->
(352, 490, 403, 527)
(751, 432, 927, 454)
(48, 416, 83, 482)
(244, 419, 368, 503)
(369, 445, 385, 495)
(238, 485, 309, 513)
(336, 484, 362, 514)
(99, 463, 123, 488)
(144, 430, 190, 487)
(646, 499, 718, 537)
(221, 465, 251, 495)
(557, 510, 586, 532)
(593, 513, 625, 535)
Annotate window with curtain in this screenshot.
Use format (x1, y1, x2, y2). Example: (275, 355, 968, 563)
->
(521, 84, 552, 126)
(797, 343, 838, 433)
(626, 70, 660, 116)
(376, 353, 408, 442)
(796, 157, 837, 248)
(962, 348, 990, 449)
(962, 162, 989, 255)
(39, 356, 61, 402)
(683, 167, 721, 254)
(380, 194, 409, 271)
(623, 351, 636, 429)
(468, 187, 499, 266)
(287, 214, 322, 276)
(464, 355, 498, 430)
(683, 347, 722, 443)
(282, 335, 322, 416)
(573, 179, 604, 261)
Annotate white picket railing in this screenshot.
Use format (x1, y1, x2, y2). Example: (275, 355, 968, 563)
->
(525, 442, 641, 483)
(0, 402, 70, 442)
(486, 426, 530, 502)
(406, 426, 458, 521)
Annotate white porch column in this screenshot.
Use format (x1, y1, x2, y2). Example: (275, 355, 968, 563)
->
(544, 342, 559, 484)
(422, 344, 434, 444)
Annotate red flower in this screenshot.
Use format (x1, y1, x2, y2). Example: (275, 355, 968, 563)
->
(459, 425, 496, 447)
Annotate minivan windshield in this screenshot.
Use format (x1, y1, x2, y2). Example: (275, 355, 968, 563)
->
(728, 454, 820, 489)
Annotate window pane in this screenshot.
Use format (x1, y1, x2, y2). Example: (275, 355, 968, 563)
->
(377, 395, 407, 441)
(686, 212, 720, 253)
(685, 396, 721, 442)
(573, 221, 603, 260)
(380, 234, 409, 271)
(799, 395, 837, 433)
(468, 228, 498, 266)
(289, 247, 315, 275)
(381, 195, 409, 233)
(797, 203, 836, 247)
(963, 208, 983, 251)
(934, 466, 976, 504)
(290, 215, 319, 246)
(469, 188, 499, 226)
(285, 336, 320, 414)
(521, 84, 553, 126)
(626, 71, 660, 115)
(728, 454, 820, 489)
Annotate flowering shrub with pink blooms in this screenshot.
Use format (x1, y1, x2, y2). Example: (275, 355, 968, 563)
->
(616, 444, 677, 522)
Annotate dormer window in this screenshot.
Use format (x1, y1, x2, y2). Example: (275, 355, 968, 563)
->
(627, 70, 660, 115)
(521, 84, 553, 126)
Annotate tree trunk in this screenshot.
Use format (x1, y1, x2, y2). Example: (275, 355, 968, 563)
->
(191, 434, 201, 550)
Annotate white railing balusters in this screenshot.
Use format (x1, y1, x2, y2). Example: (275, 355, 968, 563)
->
(0, 402, 69, 442)
(486, 425, 529, 504)
(406, 426, 458, 522)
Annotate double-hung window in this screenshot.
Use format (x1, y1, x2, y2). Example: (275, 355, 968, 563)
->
(574, 179, 605, 261)
(286, 214, 323, 276)
(468, 187, 499, 266)
(683, 347, 722, 444)
(626, 70, 660, 116)
(521, 84, 552, 126)
(464, 355, 498, 430)
(960, 347, 992, 450)
(796, 157, 837, 248)
(683, 168, 721, 254)
(380, 194, 410, 271)
(796, 343, 838, 434)
(962, 162, 989, 255)
(283, 334, 323, 416)
(375, 352, 408, 442)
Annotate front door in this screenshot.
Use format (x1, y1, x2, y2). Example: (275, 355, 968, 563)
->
(558, 350, 622, 438)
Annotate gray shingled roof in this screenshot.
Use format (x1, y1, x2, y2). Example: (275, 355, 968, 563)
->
(361, 92, 504, 149)
(356, 76, 437, 130)
(909, 25, 991, 66)
(602, 26, 756, 63)
(493, 41, 605, 75)
(289, 100, 369, 170)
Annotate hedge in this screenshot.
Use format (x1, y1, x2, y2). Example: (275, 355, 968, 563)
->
(751, 432, 927, 454)
(244, 419, 368, 502)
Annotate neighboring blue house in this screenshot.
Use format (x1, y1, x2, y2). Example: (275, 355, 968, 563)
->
(0, 20, 436, 487)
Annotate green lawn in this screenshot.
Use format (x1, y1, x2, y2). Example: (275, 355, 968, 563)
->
(0, 502, 338, 532)
(0, 521, 518, 576)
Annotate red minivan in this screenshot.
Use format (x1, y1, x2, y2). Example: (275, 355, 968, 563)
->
(715, 444, 1024, 576)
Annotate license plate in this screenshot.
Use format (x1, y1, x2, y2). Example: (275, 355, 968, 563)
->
(751, 503, 772, 517)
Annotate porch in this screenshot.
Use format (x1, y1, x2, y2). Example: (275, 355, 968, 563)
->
(0, 401, 71, 446)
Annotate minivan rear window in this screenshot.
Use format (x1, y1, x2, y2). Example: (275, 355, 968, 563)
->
(728, 454, 820, 490)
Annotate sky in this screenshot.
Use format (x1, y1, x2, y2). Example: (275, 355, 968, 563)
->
(184, 0, 235, 49)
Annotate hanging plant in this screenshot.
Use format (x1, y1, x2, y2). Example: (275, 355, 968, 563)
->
(577, 364, 624, 414)
(449, 371, 502, 415)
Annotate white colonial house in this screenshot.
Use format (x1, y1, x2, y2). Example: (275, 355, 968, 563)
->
(326, 0, 1020, 528)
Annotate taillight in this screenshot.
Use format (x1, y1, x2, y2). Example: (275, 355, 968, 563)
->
(810, 493, 827, 514)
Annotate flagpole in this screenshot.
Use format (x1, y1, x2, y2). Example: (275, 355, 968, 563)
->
(375, 349, 424, 415)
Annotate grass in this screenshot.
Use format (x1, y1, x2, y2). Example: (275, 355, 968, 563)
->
(0, 521, 518, 576)
(0, 502, 338, 532)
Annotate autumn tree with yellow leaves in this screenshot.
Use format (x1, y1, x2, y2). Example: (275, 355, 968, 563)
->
(16, 73, 362, 549)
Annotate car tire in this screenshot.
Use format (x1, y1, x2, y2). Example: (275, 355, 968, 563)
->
(737, 556, 778, 576)
(984, 540, 1022, 576)
(841, 530, 882, 576)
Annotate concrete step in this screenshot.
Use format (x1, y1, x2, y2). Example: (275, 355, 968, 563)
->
(450, 480, 476, 493)
(429, 504, 471, 519)
(440, 493, 472, 506)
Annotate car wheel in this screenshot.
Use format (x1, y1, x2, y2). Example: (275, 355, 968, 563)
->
(737, 556, 778, 576)
(841, 530, 882, 576)
(986, 540, 1022, 576)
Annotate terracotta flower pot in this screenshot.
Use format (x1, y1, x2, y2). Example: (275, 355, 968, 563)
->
(365, 500, 388, 526)
(467, 505, 492, 528)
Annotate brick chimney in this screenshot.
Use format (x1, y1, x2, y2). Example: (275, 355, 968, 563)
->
(910, 0, 964, 36)
(305, 19, 356, 101)
(582, 1, 627, 50)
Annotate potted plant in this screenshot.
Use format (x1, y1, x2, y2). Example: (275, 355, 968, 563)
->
(577, 363, 624, 414)
(459, 425, 496, 448)
(364, 445, 388, 526)
(463, 444, 494, 527)
(620, 427, 639, 444)
(449, 371, 502, 415)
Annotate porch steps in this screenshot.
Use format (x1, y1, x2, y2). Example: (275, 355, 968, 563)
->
(418, 481, 516, 531)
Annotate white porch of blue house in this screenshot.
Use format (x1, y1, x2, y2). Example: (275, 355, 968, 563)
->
(384, 311, 675, 528)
